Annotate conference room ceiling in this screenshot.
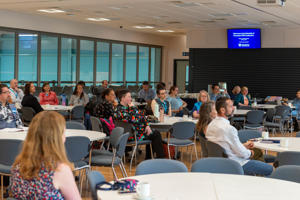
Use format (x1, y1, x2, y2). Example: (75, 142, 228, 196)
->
(1, 0, 300, 35)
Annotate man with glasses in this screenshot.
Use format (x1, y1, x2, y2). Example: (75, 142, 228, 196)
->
(151, 87, 172, 122)
(0, 84, 23, 129)
(209, 84, 230, 102)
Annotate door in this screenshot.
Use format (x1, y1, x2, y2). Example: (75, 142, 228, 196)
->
(174, 59, 189, 93)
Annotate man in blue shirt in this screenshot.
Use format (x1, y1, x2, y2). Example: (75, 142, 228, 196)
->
(209, 84, 230, 101)
(0, 84, 23, 129)
(138, 81, 156, 104)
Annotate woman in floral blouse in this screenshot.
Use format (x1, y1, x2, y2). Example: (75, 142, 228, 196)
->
(114, 89, 165, 159)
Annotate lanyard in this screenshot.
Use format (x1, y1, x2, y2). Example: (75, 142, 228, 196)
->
(9, 88, 18, 98)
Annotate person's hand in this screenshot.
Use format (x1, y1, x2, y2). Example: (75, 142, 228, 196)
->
(244, 141, 254, 149)
(179, 106, 183, 111)
(159, 107, 164, 114)
(224, 89, 228, 94)
(113, 100, 118, 107)
(145, 126, 152, 135)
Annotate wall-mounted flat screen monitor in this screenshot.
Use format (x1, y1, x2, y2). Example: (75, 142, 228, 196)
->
(227, 29, 261, 49)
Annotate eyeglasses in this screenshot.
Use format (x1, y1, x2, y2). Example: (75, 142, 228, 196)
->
(1, 91, 10, 94)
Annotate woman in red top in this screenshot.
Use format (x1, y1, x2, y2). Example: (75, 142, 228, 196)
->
(39, 83, 59, 105)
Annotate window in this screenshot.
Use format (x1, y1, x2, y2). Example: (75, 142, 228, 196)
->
(0, 31, 15, 82)
(61, 37, 77, 84)
(96, 42, 109, 82)
(151, 47, 161, 83)
(18, 33, 38, 82)
(111, 43, 124, 83)
(41, 35, 58, 82)
(138, 46, 149, 82)
(80, 40, 94, 83)
(126, 45, 137, 83)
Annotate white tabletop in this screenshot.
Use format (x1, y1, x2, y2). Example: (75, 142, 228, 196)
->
(254, 137, 300, 152)
(233, 109, 251, 116)
(0, 128, 106, 141)
(252, 104, 295, 109)
(98, 173, 300, 200)
(41, 105, 74, 111)
(150, 116, 198, 126)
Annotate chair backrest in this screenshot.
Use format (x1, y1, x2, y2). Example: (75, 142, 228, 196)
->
(109, 127, 124, 147)
(90, 116, 103, 132)
(66, 121, 86, 130)
(71, 105, 85, 120)
(172, 121, 195, 139)
(0, 139, 23, 166)
(246, 110, 265, 124)
(115, 132, 130, 158)
(135, 159, 188, 175)
(65, 136, 90, 162)
(238, 129, 261, 143)
(265, 108, 275, 122)
(277, 151, 300, 166)
(275, 105, 291, 118)
(88, 170, 106, 200)
(63, 86, 73, 95)
(21, 106, 36, 122)
(206, 141, 228, 158)
(53, 86, 63, 95)
(191, 157, 244, 175)
(270, 165, 300, 183)
(114, 121, 135, 138)
(198, 135, 208, 157)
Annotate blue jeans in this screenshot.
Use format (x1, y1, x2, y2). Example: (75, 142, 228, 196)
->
(242, 160, 273, 176)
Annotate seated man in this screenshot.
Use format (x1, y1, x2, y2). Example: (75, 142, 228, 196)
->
(93, 80, 109, 102)
(206, 97, 273, 176)
(138, 81, 156, 104)
(209, 84, 230, 102)
(0, 84, 23, 129)
(9, 79, 24, 107)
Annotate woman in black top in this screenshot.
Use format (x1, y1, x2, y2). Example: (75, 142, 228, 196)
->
(21, 82, 43, 114)
(93, 88, 118, 135)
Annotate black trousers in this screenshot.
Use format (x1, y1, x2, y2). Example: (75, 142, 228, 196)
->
(145, 130, 165, 159)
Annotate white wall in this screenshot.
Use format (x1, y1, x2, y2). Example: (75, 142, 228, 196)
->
(187, 28, 300, 48)
(0, 10, 187, 86)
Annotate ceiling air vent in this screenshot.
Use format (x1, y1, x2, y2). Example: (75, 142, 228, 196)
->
(257, 0, 286, 6)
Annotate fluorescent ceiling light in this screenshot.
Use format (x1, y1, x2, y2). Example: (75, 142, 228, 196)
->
(157, 30, 174, 32)
(38, 9, 65, 13)
(86, 18, 111, 22)
(133, 25, 154, 29)
(19, 34, 38, 37)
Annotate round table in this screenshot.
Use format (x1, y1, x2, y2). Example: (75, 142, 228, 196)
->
(254, 137, 300, 152)
(150, 117, 197, 132)
(98, 173, 300, 200)
(41, 105, 74, 111)
(0, 127, 106, 141)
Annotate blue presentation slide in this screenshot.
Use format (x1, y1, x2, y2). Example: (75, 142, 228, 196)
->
(227, 29, 261, 49)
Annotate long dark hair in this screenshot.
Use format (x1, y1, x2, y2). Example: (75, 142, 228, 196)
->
(196, 101, 215, 133)
(24, 82, 33, 95)
(73, 83, 84, 99)
(42, 82, 51, 93)
(101, 88, 114, 100)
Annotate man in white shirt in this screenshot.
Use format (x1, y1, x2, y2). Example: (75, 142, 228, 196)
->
(9, 79, 24, 107)
(206, 97, 273, 176)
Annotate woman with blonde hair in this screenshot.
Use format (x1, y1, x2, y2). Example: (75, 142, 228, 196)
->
(196, 101, 217, 139)
(192, 90, 210, 118)
(10, 111, 81, 200)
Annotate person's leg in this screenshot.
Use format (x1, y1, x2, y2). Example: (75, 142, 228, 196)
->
(242, 160, 273, 176)
(146, 130, 165, 158)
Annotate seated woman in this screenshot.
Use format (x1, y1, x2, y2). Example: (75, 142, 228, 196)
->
(231, 85, 241, 100)
(10, 111, 81, 200)
(94, 88, 118, 135)
(114, 89, 165, 159)
(167, 86, 187, 117)
(234, 86, 251, 107)
(196, 101, 217, 139)
(151, 87, 172, 122)
(192, 90, 210, 118)
(39, 82, 59, 105)
(69, 83, 89, 106)
(21, 82, 43, 114)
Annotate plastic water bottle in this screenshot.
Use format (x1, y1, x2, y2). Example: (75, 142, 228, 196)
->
(61, 94, 66, 106)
